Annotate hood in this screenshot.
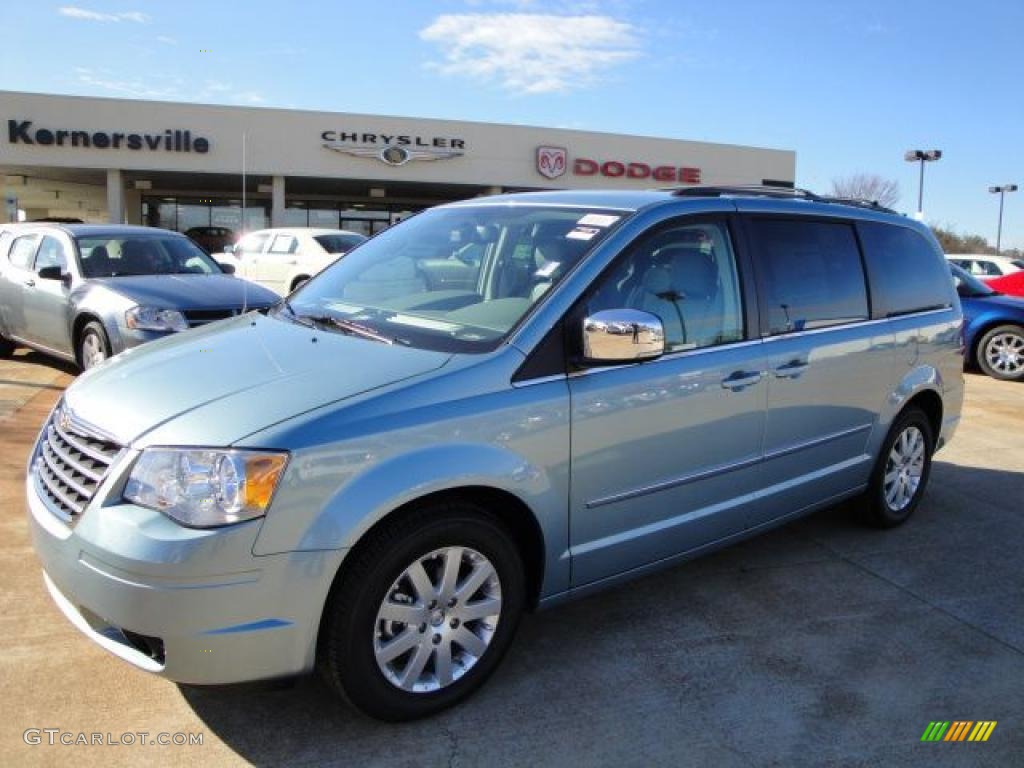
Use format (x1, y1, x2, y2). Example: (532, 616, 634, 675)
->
(90, 274, 279, 309)
(963, 293, 1024, 314)
(63, 312, 452, 446)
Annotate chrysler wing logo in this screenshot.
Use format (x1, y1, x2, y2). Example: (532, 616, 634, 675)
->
(323, 142, 463, 166)
(58, 406, 71, 433)
(537, 146, 567, 179)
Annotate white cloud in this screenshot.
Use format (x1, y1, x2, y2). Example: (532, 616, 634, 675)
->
(420, 13, 640, 94)
(59, 6, 149, 23)
(75, 69, 265, 106)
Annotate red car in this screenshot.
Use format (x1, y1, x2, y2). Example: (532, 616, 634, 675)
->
(986, 270, 1024, 298)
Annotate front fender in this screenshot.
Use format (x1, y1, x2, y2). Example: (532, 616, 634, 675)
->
(301, 443, 546, 551)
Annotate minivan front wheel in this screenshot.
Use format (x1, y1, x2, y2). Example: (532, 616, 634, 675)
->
(862, 407, 934, 528)
(319, 501, 525, 721)
(977, 324, 1024, 381)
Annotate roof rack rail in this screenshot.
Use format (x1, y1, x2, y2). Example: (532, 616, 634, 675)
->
(668, 184, 820, 200)
(666, 185, 897, 214)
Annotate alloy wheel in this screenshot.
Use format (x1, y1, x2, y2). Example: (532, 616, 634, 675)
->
(373, 546, 502, 693)
(985, 332, 1024, 376)
(883, 426, 925, 512)
(81, 333, 107, 369)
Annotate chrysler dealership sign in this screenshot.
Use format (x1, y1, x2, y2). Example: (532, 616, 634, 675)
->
(322, 130, 465, 166)
(7, 120, 211, 153)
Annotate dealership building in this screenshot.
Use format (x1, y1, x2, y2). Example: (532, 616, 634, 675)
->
(1, 91, 796, 236)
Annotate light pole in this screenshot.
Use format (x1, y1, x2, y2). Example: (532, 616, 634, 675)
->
(904, 149, 942, 218)
(989, 184, 1018, 254)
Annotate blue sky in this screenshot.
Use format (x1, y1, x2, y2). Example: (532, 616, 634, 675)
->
(3, 0, 1022, 249)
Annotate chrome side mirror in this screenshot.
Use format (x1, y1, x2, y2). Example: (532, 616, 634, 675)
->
(582, 309, 665, 364)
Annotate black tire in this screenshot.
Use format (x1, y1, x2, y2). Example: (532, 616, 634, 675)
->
(318, 501, 525, 721)
(861, 407, 934, 528)
(0, 333, 14, 358)
(976, 324, 1024, 381)
(77, 321, 111, 371)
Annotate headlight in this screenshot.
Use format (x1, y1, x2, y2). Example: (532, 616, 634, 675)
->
(124, 448, 288, 527)
(125, 306, 189, 332)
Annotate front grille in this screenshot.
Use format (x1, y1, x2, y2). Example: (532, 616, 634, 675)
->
(183, 306, 270, 327)
(35, 407, 122, 523)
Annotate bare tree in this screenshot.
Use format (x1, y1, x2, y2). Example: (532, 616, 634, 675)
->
(831, 174, 900, 207)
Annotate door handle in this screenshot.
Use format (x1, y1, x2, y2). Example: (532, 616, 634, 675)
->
(721, 370, 763, 390)
(23, 278, 35, 287)
(773, 359, 809, 378)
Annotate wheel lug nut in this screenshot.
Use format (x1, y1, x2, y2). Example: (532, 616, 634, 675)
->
(450, 618, 460, 628)
(428, 600, 437, 610)
(448, 598, 457, 607)
(432, 634, 441, 645)
(418, 623, 427, 634)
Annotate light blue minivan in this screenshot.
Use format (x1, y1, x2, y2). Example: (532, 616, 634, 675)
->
(27, 187, 964, 720)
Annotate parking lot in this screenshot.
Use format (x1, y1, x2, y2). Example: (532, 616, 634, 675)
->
(1, 349, 1022, 767)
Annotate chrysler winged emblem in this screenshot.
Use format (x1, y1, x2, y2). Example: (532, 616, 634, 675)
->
(323, 142, 463, 166)
(536, 146, 567, 179)
(58, 405, 71, 433)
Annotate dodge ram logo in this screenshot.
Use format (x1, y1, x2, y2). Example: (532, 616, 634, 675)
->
(537, 146, 567, 179)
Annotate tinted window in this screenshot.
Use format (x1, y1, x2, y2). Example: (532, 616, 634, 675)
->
(858, 222, 954, 317)
(586, 221, 744, 352)
(34, 236, 68, 272)
(8, 235, 38, 269)
(751, 219, 868, 335)
(314, 234, 366, 254)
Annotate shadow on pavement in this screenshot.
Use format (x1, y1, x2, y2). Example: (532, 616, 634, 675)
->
(177, 461, 1024, 766)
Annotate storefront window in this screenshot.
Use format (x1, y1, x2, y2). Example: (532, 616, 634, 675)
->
(309, 208, 340, 229)
(283, 205, 308, 227)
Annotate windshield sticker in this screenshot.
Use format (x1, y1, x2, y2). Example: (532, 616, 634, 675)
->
(386, 314, 462, 332)
(566, 226, 601, 241)
(535, 261, 560, 278)
(577, 214, 620, 228)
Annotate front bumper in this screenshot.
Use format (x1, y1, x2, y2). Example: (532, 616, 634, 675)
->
(27, 462, 345, 685)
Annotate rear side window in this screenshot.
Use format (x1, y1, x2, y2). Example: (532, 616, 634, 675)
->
(857, 223, 954, 317)
(749, 219, 869, 335)
(8, 235, 38, 269)
(237, 233, 269, 255)
(269, 234, 298, 254)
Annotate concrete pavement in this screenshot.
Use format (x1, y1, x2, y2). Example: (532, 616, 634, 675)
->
(1, 352, 1022, 767)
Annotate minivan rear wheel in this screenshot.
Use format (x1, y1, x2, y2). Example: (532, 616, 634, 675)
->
(862, 407, 934, 528)
(318, 501, 525, 721)
(977, 324, 1024, 381)
(0, 334, 14, 358)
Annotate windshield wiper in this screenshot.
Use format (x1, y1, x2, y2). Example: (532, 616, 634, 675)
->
(278, 300, 317, 329)
(301, 314, 396, 345)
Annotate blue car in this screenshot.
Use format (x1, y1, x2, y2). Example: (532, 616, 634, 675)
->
(951, 262, 1024, 381)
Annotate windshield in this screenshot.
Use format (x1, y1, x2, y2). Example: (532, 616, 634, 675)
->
(282, 204, 626, 352)
(950, 262, 996, 297)
(78, 235, 224, 277)
(315, 233, 366, 254)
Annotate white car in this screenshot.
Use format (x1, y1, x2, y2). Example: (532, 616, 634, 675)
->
(946, 253, 1024, 279)
(225, 228, 366, 295)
